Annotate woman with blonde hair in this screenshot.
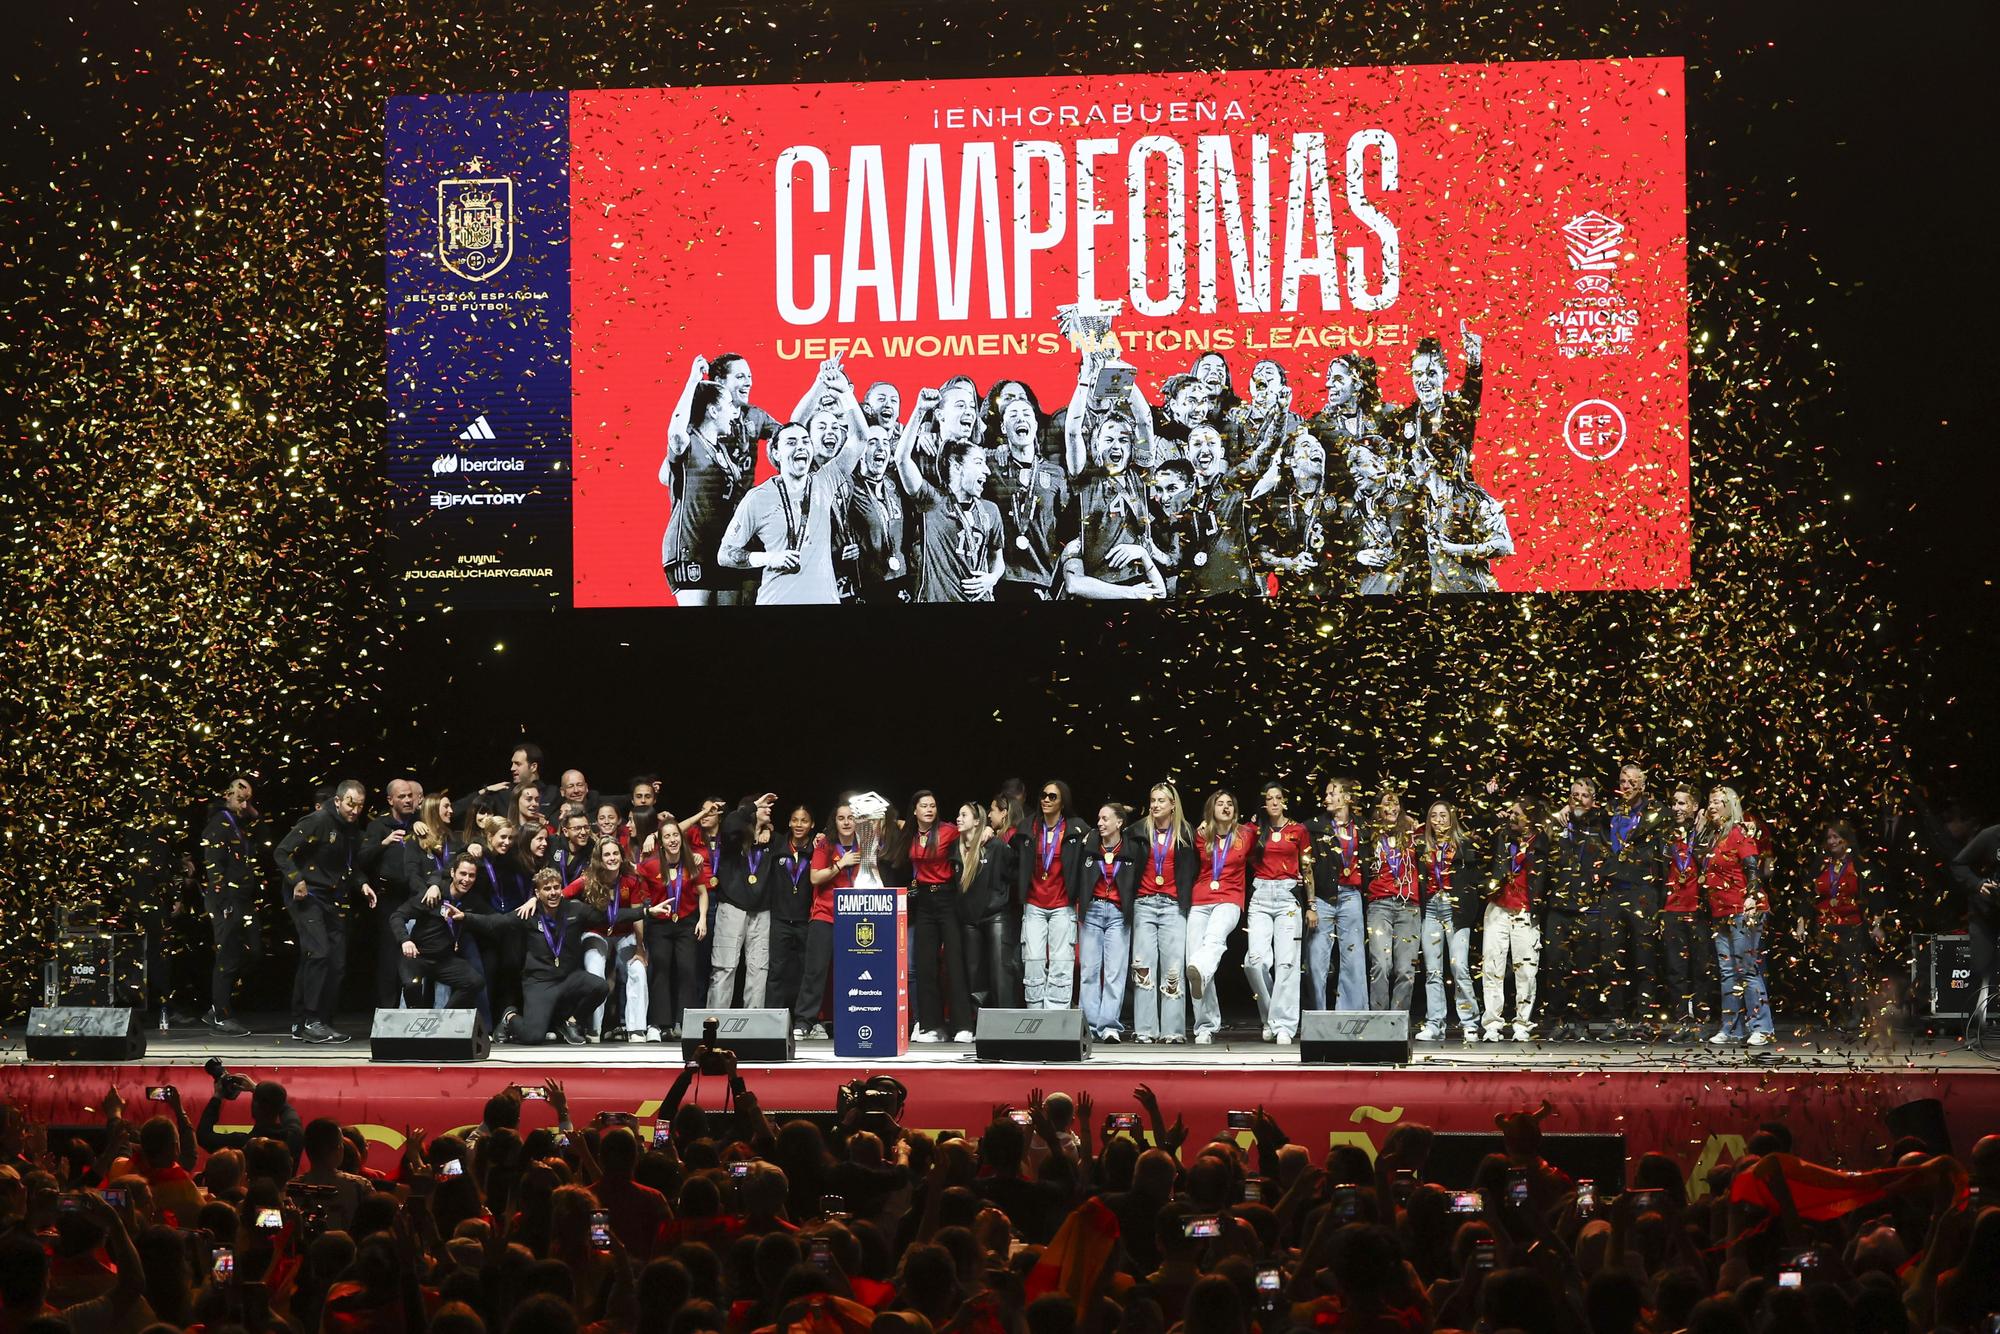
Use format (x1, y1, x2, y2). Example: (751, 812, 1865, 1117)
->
(1417, 800, 1480, 1043)
(1132, 782, 1196, 1044)
(563, 837, 650, 1042)
(1363, 788, 1423, 1012)
(1701, 785, 1773, 1047)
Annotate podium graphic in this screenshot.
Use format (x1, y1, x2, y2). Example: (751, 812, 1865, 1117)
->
(834, 791, 909, 1058)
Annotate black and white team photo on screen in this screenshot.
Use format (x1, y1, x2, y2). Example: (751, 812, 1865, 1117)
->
(657, 316, 1509, 605)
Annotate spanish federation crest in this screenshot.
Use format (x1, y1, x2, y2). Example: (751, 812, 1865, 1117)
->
(853, 919, 877, 949)
(438, 177, 514, 281)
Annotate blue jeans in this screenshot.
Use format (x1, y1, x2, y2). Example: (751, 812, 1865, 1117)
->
(1713, 914, 1774, 1037)
(1131, 896, 1186, 1039)
(1421, 894, 1477, 1031)
(1366, 898, 1420, 1012)
(1079, 899, 1130, 1035)
(1307, 890, 1368, 1010)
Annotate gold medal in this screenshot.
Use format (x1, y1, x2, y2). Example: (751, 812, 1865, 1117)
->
(1210, 878, 1220, 891)
(747, 875, 758, 884)
(1155, 875, 1165, 886)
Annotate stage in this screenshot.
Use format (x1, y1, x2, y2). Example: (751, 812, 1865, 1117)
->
(4, 1019, 1995, 1189)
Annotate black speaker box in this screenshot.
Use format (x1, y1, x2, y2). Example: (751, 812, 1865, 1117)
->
(1299, 1010, 1412, 1064)
(369, 1008, 489, 1062)
(25, 1008, 146, 1061)
(973, 1007, 1090, 1062)
(678, 1008, 795, 1062)
(1426, 1131, 1628, 1190)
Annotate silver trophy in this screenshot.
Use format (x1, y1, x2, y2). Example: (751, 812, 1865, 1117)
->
(848, 790, 890, 889)
(1056, 298, 1138, 406)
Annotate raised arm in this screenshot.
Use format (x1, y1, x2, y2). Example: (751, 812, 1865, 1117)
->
(1063, 380, 1091, 477)
(662, 355, 710, 481)
(897, 388, 940, 494)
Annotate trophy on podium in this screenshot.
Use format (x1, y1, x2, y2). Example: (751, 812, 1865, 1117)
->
(834, 790, 906, 1057)
(848, 790, 889, 889)
(1056, 299, 1138, 408)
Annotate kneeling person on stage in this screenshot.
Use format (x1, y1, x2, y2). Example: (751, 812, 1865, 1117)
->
(391, 852, 487, 1009)
(451, 867, 669, 1045)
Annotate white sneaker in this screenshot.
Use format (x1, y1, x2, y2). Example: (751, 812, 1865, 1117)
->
(1511, 1024, 1532, 1042)
(1261, 1026, 1275, 1042)
(1746, 1031, 1774, 1047)
(1194, 1031, 1215, 1045)
(911, 1027, 942, 1043)
(636, 1028, 660, 1043)
(1415, 1023, 1444, 1041)
(952, 1030, 974, 1043)
(1273, 1030, 1294, 1044)
(1461, 1028, 1480, 1045)
(1709, 1030, 1740, 1046)
(1484, 1026, 1504, 1043)
(1185, 965, 1205, 1000)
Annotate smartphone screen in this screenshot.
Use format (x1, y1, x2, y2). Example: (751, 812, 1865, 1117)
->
(590, 1210, 611, 1248)
(652, 1121, 671, 1147)
(146, 1086, 172, 1102)
(100, 1187, 127, 1209)
(213, 1248, 234, 1281)
(1449, 1191, 1483, 1215)
(729, 1162, 751, 1179)
(256, 1207, 283, 1230)
(1256, 1268, 1282, 1294)
(1226, 1110, 1254, 1131)
(1333, 1187, 1360, 1222)
(1506, 1169, 1530, 1206)
(809, 1239, 833, 1271)
(518, 1086, 549, 1101)
(1778, 1270, 1802, 1289)
(1475, 1241, 1497, 1272)
(1109, 1112, 1141, 1131)
(822, 1194, 846, 1217)
(1392, 1168, 1416, 1203)
(1184, 1215, 1221, 1239)
(440, 1158, 465, 1177)
(1007, 1110, 1032, 1127)
(1241, 1180, 1262, 1203)
(1576, 1181, 1597, 1215)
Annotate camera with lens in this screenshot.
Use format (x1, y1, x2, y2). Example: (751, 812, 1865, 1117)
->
(835, 1074, 908, 1119)
(205, 1057, 255, 1100)
(694, 1017, 738, 1077)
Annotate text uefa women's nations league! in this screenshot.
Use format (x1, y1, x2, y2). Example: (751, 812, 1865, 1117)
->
(386, 60, 1687, 608)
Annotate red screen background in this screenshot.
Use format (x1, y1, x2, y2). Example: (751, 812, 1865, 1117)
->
(569, 60, 1687, 606)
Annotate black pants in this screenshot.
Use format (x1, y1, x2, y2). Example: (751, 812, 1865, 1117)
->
(964, 912, 1010, 1008)
(481, 928, 525, 1015)
(1540, 907, 1592, 1024)
(910, 886, 973, 1034)
(794, 921, 833, 1027)
(517, 971, 608, 1045)
(643, 915, 702, 1033)
(1969, 905, 1998, 1024)
(1660, 912, 1712, 1024)
(373, 900, 407, 1009)
(1824, 923, 1866, 1027)
(1598, 881, 1660, 1020)
(288, 895, 347, 1025)
(399, 951, 486, 1009)
(768, 917, 809, 1026)
(1001, 911, 1025, 1010)
(205, 887, 261, 1015)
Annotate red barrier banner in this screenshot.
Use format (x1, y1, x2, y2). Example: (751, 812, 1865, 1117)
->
(570, 59, 1688, 606)
(7, 1059, 1979, 1193)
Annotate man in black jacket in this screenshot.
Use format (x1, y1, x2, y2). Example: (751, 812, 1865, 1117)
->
(390, 852, 486, 1008)
(360, 776, 423, 1009)
(454, 867, 666, 1045)
(198, 777, 262, 1035)
(1951, 823, 2000, 1038)
(1599, 764, 1667, 1041)
(272, 780, 378, 1043)
(1543, 778, 1608, 1042)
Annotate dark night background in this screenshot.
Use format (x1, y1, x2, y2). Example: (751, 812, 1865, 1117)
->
(7, 1, 1997, 1016)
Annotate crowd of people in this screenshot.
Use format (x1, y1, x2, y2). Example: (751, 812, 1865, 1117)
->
(3, 1062, 1996, 1334)
(172, 742, 2000, 1051)
(658, 323, 1509, 604)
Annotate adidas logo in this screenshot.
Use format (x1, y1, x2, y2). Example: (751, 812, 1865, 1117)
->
(457, 415, 496, 441)
(857, 970, 873, 981)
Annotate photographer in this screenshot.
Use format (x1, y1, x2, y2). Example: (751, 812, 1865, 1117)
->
(196, 1069, 302, 1159)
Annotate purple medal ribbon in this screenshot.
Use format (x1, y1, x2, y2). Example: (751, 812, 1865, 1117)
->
(1039, 822, 1062, 876)
(538, 911, 567, 959)
(1153, 829, 1171, 880)
(1211, 832, 1230, 884)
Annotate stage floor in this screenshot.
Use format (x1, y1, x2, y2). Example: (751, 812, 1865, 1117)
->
(7, 1015, 1992, 1073)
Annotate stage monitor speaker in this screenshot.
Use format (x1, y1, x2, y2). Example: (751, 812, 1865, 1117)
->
(369, 1008, 489, 1062)
(678, 1008, 795, 1063)
(974, 1008, 1090, 1063)
(25, 1007, 146, 1061)
(1426, 1131, 1628, 1190)
(1299, 1010, 1412, 1064)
